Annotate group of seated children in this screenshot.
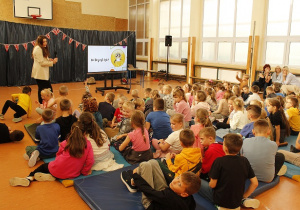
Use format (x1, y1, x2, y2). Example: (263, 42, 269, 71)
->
(3, 73, 300, 209)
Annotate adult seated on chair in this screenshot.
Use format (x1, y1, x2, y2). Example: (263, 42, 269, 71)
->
(281, 66, 300, 96)
(252, 64, 272, 98)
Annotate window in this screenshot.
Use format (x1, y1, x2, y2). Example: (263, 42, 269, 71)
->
(129, 0, 150, 56)
(201, 0, 253, 64)
(158, 0, 191, 59)
(265, 0, 300, 67)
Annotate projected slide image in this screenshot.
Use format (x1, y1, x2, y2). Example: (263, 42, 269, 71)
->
(88, 46, 127, 73)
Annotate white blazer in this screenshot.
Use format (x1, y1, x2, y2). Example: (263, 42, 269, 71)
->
(31, 46, 53, 80)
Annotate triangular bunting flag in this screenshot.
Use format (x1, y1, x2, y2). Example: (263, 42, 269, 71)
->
(31, 41, 35, 46)
(124, 38, 127, 45)
(82, 44, 86, 51)
(4, 44, 10, 52)
(119, 41, 122, 45)
(22, 43, 28, 51)
(75, 41, 80, 48)
(46, 33, 51, 39)
(14, 44, 19, 51)
(69, 38, 73, 45)
(62, 33, 67, 40)
(52, 28, 60, 35)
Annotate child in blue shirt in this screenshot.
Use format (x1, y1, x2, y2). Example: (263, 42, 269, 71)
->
(146, 99, 172, 140)
(24, 109, 60, 167)
(240, 105, 261, 138)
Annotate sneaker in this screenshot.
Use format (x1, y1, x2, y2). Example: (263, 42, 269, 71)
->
(277, 165, 287, 176)
(120, 171, 137, 193)
(28, 150, 40, 167)
(9, 177, 30, 187)
(290, 145, 300, 153)
(23, 153, 29, 160)
(242, 198, 260, 209)
(12, 117, 22, 123)
(34, 173, 56, 182)
(0, 114, 4, 120)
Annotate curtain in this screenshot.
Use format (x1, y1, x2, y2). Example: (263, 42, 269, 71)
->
(0, 20, 136, 86)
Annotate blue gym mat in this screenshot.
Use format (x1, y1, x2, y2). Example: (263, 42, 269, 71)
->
(74, 165, 217, 210)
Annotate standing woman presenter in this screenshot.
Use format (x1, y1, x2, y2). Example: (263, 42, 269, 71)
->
(31, 35, 58, 104)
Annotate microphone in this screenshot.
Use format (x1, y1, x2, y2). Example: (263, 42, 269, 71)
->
(54, 51, 57, 58)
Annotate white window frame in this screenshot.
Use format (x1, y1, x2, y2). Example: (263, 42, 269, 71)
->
(158, 0, 190, 59)
(201, 0, 251, 65)
(129, 0, 149, 57)
(263, 0, 300, 67)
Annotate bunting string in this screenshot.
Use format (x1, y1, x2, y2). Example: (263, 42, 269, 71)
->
(0, 28, 135, 52)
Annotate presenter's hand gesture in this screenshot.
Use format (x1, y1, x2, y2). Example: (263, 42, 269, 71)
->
(53, 58, 58, 64)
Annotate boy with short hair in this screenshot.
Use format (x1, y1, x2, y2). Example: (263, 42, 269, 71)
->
(47, 85, 72, 118)
(241, 85, 252, 101)
(108, 101, 135, 141)
(131, 89, 140, 101)
(165, 129, 202, 178)
(273, 82, 285, 97)
(146, 98, 173, 140)
(24, 109, 60, 167)
(98, 92, 116, 121)
(265, 86, 277, 98)
(158, 82, 165, 98)
(144, 88, 152, 102)
(199, 127, 225, 181)
(245, 85, 261, 105)
(55, 99, 77, 142)
(236, 72, 250, 90)
(0, 123, 24, 143)
(162, 85, 174, 110)
(0, 86, 32, 123)
(285, 96, 300, 136)
(199, 133, 260, 209)
(241, 119, 286, 183)
(240, 105, 262, 138)
(121, 159, 201, 210)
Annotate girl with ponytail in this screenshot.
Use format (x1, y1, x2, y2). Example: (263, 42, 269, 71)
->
(79, 112, 123, 171)
(10, 122, 94, 187)
(191, 108, 212, 148)
(119, 110, 152, 164)
(267, 98, 290, 146)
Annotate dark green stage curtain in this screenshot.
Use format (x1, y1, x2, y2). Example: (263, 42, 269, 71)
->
(0, 20, 136, 86)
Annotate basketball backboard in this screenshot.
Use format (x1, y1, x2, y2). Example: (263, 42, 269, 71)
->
(14, 0, 53, 20)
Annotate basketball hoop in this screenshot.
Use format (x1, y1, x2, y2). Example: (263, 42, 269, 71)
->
(30, 14, 42, 19)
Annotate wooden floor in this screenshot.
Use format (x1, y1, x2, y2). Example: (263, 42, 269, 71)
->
(1, 76, 300, 210)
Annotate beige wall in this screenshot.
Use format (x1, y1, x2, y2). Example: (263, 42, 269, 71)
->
(0, 0, 128, 31)
(66, 0, 128, 19)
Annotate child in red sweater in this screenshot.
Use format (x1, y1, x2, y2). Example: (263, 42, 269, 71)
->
(9, 122, 94, 187)
(199, 127, 225, 181)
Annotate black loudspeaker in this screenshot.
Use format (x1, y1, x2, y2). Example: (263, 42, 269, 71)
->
(165, 35, 172, 46)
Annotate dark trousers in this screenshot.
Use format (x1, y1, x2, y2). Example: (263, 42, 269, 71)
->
(275, 152, 285, 176)
(36, 79, 53, 104)
(28, 163, 56, 178)
(290, 128, 299, 136)
(2, 100, 27, 118)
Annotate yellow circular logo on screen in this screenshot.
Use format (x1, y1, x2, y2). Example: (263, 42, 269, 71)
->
(111, 49, 125, 67)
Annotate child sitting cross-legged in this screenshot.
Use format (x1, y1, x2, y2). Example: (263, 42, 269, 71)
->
(162, 85, 174, 110)
(241, 119, 287, 183)
(107, 101, 135, 140)
(285, 96, 300, 136)
(240, 105, 262, 139)
(199, 133, 260, 209)
(10, 122, 94, 187)
(55, 99, 77, 142)
(165, 129, 202, 179)
(24, 109, 60, 167)
(146, 98, 173, 140)
(152, 113, 184, 158)
(35, 88, 56, 123)
(111, 96, 128, 128)
(98, 92, 115, 123)
(118, 110, 153, 164)
(121, 160, 201, 209)
(199, 127, 225, 181)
